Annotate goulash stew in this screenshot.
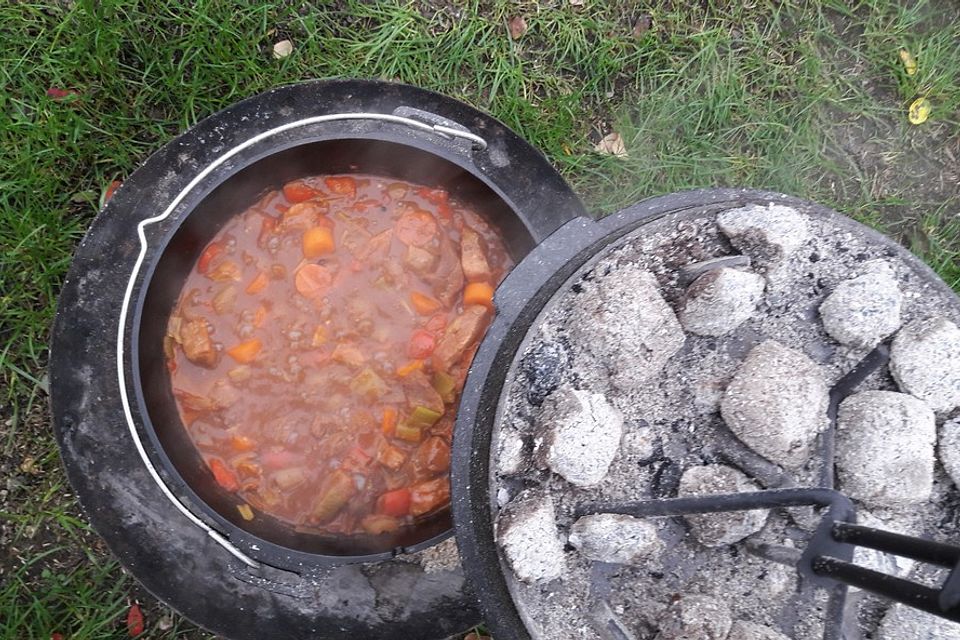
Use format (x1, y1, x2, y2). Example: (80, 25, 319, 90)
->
(165, 175, 513, 536)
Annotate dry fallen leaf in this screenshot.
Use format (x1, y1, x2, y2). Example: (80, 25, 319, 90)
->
(633, 14, 653, 38)
(508, 16, 528, 40)
(595, 132, 628, 158)
(899, 49, 917, 76)
(908, 97, 931, 125)
(272, 39, 293, 59)
(570, 0, 585, 5)
(20, 456, 38, 475)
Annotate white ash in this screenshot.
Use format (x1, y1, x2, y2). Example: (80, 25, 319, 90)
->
(890, 316, 960, 413)
(416, 537, 461, 574)
(728, 621, 791, 640)
(938, 415, 960, 489)
(678, 464, 768, 547)
(877, 602, 960, 639)
(568, 514, 662, 565)
(565, 263, 685, 393)
(850, 510, 916, 581)
(819, 260, 903, 348)
(836, 391, 936, 509)
(533, 386, 624, 487)
(497, 427, 528, 476)
(720, 340, 829, 469)
(679, 267, 766, 336)
(654, 594, 732, 640)
(495, 491, 565, 584)
(492, 202, 960, 640)
(716, 203, 810, 270)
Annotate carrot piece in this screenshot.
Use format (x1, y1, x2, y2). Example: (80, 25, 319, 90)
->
(197, 242, 223, 274)
(209, 458, 239, 491)
(382, 407, 398, 436)
(227, 339, 262, 363)
(245, 271, 269, 294)
(463, 281, 495, 309)
(282, 180, 320, 203)
(377, 488, 412, 517)
(410, 291, 441, 315)
(396, 359, 424, 377)
(302, 226, 336, 258)
(231, 435, 256, 452)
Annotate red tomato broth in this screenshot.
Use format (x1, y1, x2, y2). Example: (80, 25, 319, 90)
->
(165, 175, 513, 537)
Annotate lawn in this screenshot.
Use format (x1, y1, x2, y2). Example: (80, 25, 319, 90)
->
(1, 0, 958, 638)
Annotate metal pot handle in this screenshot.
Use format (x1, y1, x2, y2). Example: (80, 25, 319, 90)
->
(388, 106, 489, 151)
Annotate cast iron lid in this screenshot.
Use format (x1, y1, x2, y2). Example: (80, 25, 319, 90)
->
(50, 78, 586, 640)
(449, 188, 960, 640)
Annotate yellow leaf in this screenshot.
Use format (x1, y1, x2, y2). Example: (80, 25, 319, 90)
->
(272, 39, 293, 59)
(908, 97, 931, 125)
(899, 49, 917, 76)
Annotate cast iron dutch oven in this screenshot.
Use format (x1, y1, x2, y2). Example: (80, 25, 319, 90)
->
(50, 79, 586, 639)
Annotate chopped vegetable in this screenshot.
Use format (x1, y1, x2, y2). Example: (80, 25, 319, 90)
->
(407, 329, 436, 359)
(282, 180, 320, 203)
(410, 291, 441, 315)
(303, 226, 336, 258)
(245, 271, 269, 295)
(311, 469, 357, 523)
(273, 467, 307, 490)
(311, 325, 328, 346)
(227, 339, 262, 363)
(237, 503, 255, 521)
(227, 365, 252, 383)
(212, 285, 239, 314)
(394, 422, 422, 443)
(408, 405, 443, 429)
(377, 488, 412, 517)
(431, 371, 457, 404)
(463, 281, 495, 309)
(231, 435, 256, 452)
(396, 359, 424, 377)
(209, 458, 239, 491)
(381, 407, 398, 436)
(197, 241, 223, 274)
(350, 368, 388, 400)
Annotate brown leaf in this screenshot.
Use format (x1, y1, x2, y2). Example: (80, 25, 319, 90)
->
(633, 14, 652, 37)
(20, 456, 39, 475)
(508, 16, 527, 40)
(595, 132, 628, 157)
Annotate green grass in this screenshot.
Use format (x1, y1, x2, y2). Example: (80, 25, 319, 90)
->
(1, 1, 958, 638)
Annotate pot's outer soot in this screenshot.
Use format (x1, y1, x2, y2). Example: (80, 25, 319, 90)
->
(450, 188, 960, 640)
(50, 79, 586, 640)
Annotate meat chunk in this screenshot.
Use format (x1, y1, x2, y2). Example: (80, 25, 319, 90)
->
(180, 319, 219, 368)
(409, 477, 450, 517)
(403, 370, 445, 414)
(432, 305, 490, 371)
(427, 234, 464, 306)
(460, 226, 493, 283)
(404, 245, 438, 274)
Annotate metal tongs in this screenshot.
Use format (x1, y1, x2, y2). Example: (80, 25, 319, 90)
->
(579, 341, 960, 638)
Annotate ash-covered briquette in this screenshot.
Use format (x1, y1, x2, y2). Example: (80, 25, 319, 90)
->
(493, 202, 960, 640)
(877, 602, 960, 639)
(568, 513, 661, 565)
(679, 266, 766, 336)
(890, 316, 960, 413)
(719, 340, 829, 469)
(677, 464, 768, 547)
(819, 260, 903, 348)
(835, 391, 936, 509)
(939, 415, 960, 489)
(495, 491, 565, 584)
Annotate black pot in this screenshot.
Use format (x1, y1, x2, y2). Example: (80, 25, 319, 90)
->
(449, 188, 960, 640)
(50, 79, 586, 640)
